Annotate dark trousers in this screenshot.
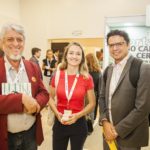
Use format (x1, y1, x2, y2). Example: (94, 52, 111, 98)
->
(52, 117, 88, 150)
(103, 138, 141, 150)
(8, 124, 37, 150)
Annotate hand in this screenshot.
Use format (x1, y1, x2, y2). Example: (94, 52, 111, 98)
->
(103, 121, 118, 142)
(22, 94, 40, 114)
(61, 113, 79, 125)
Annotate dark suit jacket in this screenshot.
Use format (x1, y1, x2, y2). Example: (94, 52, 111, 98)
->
(42, 58, 57, 77)
(99, 56, 150, 147)
(0, 58, 49, 150)
(29, 56, 43, 79)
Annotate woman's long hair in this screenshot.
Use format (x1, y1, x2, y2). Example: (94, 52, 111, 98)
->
(86, 53, 100, 72)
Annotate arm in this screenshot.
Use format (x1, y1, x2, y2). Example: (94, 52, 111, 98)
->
(64, 89, 96, 125)
(99, 74, 108, 123)
(29, 61, 49, 111)
(48, 85, 62, 122)
(115, 63, 150, 138)
(98, 73, 117, 141)
(0, 93, 39, 115)
(0, 93, 23, 114)
(35, 79, 49, 110)
(77, 89, 96, 118)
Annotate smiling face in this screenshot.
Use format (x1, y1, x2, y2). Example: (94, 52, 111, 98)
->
(66, 45, 82, 67)
(1, 29, 25, 61)
(108, 35, 129, 64)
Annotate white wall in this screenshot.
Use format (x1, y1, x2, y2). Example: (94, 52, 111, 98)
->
(0, 0, 21, 26)
(0, 0, 149, 59)
(20, 0, 150, 59)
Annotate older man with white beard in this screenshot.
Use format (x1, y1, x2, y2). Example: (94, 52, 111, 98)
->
(0, 23, 49, 150)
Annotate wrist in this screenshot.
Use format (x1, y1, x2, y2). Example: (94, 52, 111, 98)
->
(102, 119, 109, 125)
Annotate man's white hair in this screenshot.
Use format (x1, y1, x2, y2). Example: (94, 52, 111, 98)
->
(0, 23, 25, 40)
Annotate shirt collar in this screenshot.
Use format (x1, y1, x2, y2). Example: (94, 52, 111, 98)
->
(113, 53, 130, 67)
(4, 56, 25, 71)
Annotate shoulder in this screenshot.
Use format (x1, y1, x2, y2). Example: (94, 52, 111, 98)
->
(23, 59, 38, 69)
(140, 62, 150, 72)
(80, 73, 93, 82)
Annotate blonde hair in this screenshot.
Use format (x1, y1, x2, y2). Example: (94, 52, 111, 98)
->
(86, 53, 100, 72)
(59, 42, 89, 78)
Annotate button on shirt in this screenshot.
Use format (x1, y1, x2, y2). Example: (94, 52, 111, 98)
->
(108, 54, 129, 124)
(4, 56, 36, 133)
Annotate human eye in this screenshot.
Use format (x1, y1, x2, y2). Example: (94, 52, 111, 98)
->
(17, 38, 24, 43)
(117, 42, 122, 46)
(7, 38, 14, 42)
(76, 52, 81, 56)
(68, 51, 73, 55)
(108, 44, 114, 48)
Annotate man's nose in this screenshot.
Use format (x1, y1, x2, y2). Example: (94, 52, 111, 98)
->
(12, 39, 19, 46)
(113, 44, 118, 50)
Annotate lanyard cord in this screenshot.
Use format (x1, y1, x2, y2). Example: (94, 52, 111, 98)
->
(65, 70, 79, 102)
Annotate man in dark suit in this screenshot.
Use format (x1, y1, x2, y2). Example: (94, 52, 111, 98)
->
(0, 23, 49, 150)
(29, 47, 43, 79)
(99, 30, 150, 150)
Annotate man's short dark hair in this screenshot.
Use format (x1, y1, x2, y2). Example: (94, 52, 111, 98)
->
(31, 47, 41, 56)
(107, 30, 130, 45)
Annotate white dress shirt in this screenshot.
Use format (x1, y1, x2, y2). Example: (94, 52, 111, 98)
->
(108, 54, 130, 124)
(4, 56, 36, 133)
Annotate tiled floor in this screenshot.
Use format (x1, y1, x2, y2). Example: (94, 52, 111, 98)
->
(38, 108, 150, 150)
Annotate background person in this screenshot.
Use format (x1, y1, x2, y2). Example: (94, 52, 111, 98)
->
(29, 47, 43, 79)
(86, 53, 101, 122)
(42, 49, 57, 91)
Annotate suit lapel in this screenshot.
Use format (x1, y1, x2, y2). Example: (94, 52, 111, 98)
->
(23, 60, 32, 83)
(112, 56, 134, 95)
(106, 65, 113, 104)
(23, 60, 36, 96)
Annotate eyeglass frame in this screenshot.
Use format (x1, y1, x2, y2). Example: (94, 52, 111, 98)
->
(108, 41, 126, 49)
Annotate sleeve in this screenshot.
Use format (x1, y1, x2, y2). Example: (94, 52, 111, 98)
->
(30, 62, 49, 109)
(0, 94, 23, 114)
(115, 63, 150, 138)
(98, 71, 109, 125)
(86, 75, 94, 90)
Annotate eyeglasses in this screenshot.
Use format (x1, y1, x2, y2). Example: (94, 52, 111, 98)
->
(108, 41, 126, 49)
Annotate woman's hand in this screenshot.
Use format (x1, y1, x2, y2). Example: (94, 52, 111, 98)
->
(61, 113, 79, 125)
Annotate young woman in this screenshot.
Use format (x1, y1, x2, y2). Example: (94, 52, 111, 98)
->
(42, 49, 57, 91)
(86, 53, 101, 121)
(42, 49, 57, 77)
(49, 42, 95, 150)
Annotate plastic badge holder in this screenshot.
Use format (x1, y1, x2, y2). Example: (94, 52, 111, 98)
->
(61, 110, 72, 121)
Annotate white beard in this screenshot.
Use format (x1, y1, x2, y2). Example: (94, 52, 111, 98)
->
(9, 54, 22, 61)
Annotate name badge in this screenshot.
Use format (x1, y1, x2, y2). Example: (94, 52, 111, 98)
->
(2, 83, 32, 96)
(47, 71, 50, 76)
(61, 110, 72, 122)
